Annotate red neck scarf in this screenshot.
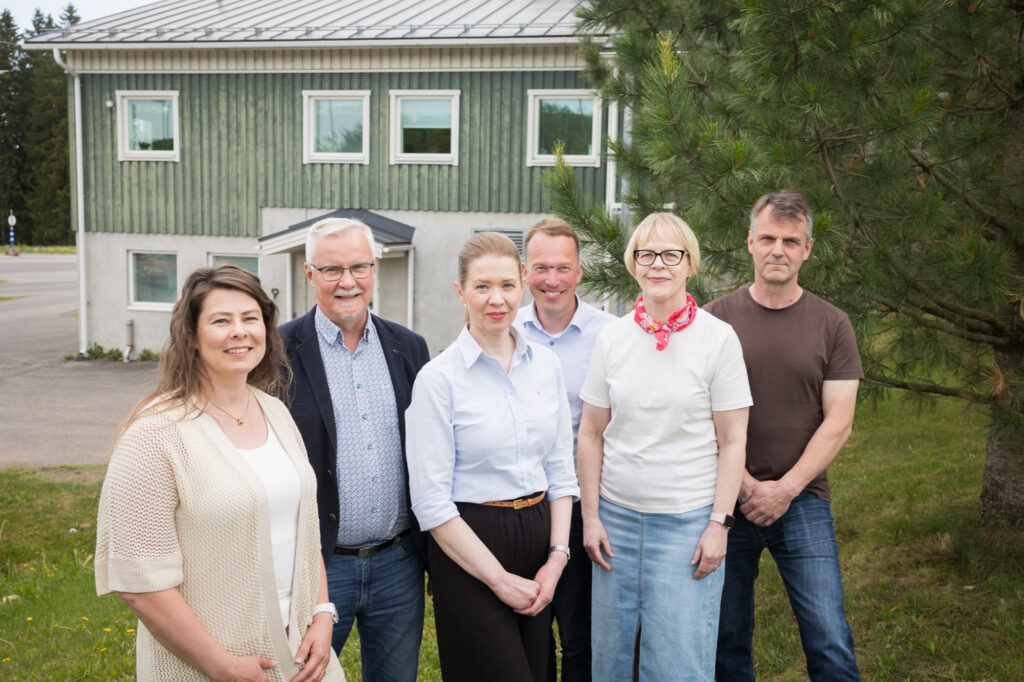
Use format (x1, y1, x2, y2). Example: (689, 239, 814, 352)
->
(633, 294, 698, 351)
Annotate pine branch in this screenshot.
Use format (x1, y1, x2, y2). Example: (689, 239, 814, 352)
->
(905, 291, 1007, 337)
(878, 297, 1009, 347)
(908, 149, 1013, 234)
(865, 371, 998, 405)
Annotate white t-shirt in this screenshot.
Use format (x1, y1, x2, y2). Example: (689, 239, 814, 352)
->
(237, 426, 301, 627)
(580, 309, 752, 514)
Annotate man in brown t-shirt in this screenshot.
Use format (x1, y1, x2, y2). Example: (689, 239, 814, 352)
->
(706, 190, 862, 681)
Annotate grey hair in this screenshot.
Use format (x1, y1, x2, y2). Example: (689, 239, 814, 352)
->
(305, 217, 376, 263)
(749, 190, 814, 240)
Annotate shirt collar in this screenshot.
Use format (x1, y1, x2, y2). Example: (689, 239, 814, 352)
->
(522, 295, 587, 338)
(457, 325, 532, 369)
(314, 305, 373, 348)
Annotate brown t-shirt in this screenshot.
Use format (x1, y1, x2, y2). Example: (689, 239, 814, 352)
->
(704, 287, 862, 501)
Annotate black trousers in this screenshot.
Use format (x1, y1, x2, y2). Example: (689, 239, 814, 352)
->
(547, 500, 592, 682)
(428, 497, 552, 682)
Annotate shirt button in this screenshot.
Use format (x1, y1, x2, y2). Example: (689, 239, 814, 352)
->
(367, 443, 373, 450)
(361, 413, 368, 420)
(356, 383, 362, 389)
(370, 507, 378, 513)
(371, 476, 378, 483)
(549, 340, 554, 346)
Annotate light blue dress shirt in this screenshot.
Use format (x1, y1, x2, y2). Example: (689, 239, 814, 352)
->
(315, 307, 408, 548)
(405, 326, 580, 532)
(514, 296, 617, 457)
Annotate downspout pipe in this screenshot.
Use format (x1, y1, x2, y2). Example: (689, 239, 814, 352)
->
(52, 48, 88, 358)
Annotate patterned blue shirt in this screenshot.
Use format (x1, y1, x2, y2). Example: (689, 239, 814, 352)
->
(514, 296, 617, 459)
(315, 307, 408, 548)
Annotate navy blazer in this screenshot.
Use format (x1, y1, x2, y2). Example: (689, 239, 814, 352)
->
(280, 306, 430, 565)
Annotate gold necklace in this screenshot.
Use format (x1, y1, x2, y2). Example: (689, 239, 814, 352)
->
(208, 389, 251, 426)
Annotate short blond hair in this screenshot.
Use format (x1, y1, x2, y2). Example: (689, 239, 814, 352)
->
(524, 218, 580, 260)
(624, 212, 701, 276)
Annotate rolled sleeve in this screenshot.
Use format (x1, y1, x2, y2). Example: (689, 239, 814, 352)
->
(95, 420, 184, 596)
(405, 366, 461, 531)
(543, 364, 580, 502)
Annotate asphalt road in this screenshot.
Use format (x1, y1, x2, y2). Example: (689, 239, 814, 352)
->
(0, 254, 158, 468)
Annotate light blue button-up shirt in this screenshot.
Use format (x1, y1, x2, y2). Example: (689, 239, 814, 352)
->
(514, 296, 617, 457)
(315, 307, 407, 548)
(405, 326, 580, 532)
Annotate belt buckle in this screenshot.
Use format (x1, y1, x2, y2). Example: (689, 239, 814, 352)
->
(357, 546, 374, 558)
(513, 498, 527, 510)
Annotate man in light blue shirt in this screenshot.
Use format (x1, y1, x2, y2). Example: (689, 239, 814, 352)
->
(513, 218, 616, 682)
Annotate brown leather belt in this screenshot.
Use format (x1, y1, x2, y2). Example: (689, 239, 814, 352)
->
(481, 491, 546, 510)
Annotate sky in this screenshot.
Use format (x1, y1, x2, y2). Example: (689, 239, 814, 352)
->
(6, 0, 154, 34)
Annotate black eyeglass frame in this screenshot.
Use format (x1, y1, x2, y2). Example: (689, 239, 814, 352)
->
(633, 249, 687, 266)
(308, 261, 376, 281)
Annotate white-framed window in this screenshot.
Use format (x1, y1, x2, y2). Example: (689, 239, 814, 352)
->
(389, 90, 460, 165)
(116, 90, 180, 162)
(210, 254, 259, 275)
(302, 90, 371, 164)
(129, 251, 177, 310)
(526, 89, 602, 167)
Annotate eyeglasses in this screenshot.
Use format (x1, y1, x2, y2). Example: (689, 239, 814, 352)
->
(633, 249, 687, 266)
(308, 262, 375, 281)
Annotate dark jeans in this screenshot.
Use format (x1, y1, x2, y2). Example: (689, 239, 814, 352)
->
(547, 500, 592, 682)
(716, 493, 860, 681)
(326, 532, 424, 682)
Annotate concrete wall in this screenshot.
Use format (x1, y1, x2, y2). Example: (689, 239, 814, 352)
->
(84, 231, 267, 355)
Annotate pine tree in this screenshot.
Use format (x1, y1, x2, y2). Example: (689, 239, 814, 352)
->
(21, 8, 75, 245)
(544, 0, 1024, 524)
(0, 9, 25, 241)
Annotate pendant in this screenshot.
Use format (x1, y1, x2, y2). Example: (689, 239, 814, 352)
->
(235, 417, 244, 426)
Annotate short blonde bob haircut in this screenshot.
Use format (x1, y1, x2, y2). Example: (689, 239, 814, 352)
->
(624, 212, 701, 277)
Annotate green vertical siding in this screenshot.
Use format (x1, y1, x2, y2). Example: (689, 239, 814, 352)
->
(80, 71, 606, 236)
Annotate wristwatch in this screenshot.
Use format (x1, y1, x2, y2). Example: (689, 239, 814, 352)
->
(312, 602, 339, 624)
(549, 544, 571, 561)
(709, 512, 735, 529)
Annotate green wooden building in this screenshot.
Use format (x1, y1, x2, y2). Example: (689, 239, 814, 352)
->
(24, 0, 615, 356)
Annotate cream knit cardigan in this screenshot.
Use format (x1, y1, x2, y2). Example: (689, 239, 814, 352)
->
(95, 389, 344, 682)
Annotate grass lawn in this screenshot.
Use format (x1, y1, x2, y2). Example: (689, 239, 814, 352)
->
(1, 397, 1022, 680)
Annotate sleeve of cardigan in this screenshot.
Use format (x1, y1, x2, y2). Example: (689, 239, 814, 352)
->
(95, 415, 184, 596)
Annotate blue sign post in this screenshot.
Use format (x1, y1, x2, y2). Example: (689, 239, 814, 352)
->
(6, 210, 16, 256)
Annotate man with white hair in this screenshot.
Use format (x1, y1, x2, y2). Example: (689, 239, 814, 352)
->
(280, 217, 429, 681)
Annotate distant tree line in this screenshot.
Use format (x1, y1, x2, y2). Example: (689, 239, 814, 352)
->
(0, 4, 78, 246)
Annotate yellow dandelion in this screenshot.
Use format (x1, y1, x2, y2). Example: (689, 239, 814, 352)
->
(81, 616, 89, 621)
(26, 617, 33, 621)
(126, 628, 135, 633)
(99, 648, 107, 653)
(103, 627, 111, 632)
(2, 658, 10, 663)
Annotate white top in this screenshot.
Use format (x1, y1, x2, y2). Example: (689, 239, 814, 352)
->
(580, 310, 752, 514)
(237, 426, 301, 628)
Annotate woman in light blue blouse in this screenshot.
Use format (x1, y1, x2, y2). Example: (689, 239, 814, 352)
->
(405, 231, 579, 681)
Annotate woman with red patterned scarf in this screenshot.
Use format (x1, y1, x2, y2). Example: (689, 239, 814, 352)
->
(577, 212, 752, 681)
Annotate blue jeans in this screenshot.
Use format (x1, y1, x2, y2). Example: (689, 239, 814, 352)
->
(592, 499, 723, 681)
(716, 493, 859, 681)
(326, 532, 425, 682)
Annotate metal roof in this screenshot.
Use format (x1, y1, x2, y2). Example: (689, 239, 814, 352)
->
(259, 209, 416, 256)
(25, 0, 593, 49)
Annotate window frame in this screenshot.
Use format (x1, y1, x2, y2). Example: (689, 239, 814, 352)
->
(526, 89, 602, 168)
(127, 250, 178, 311)
(302, 90, 371, 165)
(116, 90, 180, 162)
(208, 253, 259, 275)
(388, 89, 461, 166)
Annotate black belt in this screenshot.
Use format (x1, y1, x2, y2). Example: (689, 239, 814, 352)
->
(334, 530, 408, 558)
